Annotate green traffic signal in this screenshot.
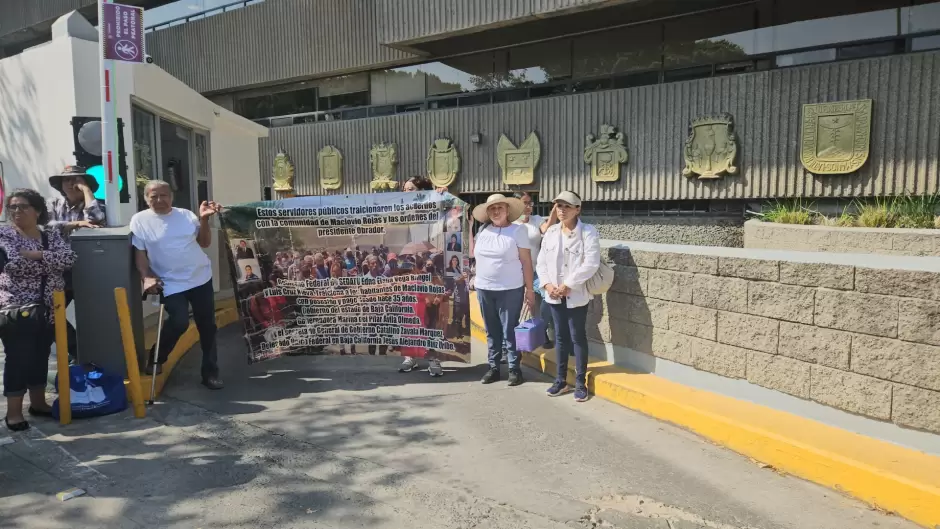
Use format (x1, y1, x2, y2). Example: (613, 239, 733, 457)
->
(86, 165, 125, 201)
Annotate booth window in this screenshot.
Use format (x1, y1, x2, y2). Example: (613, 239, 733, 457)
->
(131, 107, 158, 213)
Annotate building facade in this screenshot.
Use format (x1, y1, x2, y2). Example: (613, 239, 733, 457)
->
(3, 0, 940, 244)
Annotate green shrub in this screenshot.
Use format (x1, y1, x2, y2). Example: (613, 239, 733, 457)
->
(893, 195, 940, 229)
(759, 195, 940, 229)
(856, 197, 898, 228)
(761, 200, 816, 225)
(835, 214, 855, 227)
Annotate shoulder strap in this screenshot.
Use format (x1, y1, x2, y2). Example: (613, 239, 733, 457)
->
(39, 231, 48, 300)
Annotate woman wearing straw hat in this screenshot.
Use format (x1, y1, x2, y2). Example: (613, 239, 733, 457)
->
(536, 191, 600, 402)
(471, 193, 536, 386)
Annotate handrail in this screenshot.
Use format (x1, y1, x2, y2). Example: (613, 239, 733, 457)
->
(145, 0, 264, 32)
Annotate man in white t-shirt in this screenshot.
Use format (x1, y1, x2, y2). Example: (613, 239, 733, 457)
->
(130, 180, 224, 390)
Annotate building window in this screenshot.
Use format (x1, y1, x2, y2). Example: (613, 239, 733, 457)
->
(317, 73, 369, 111)
(776, 48, 837, 67)
(238, 86, 318, 120)
(495, 39, 572, 88)
(428, 53, 496, 96)
(131, 107, 157, 212)
(838, 39, 903, 60)
(912, 34, 940, 50)
(769, 0, 906, 53)
(371, 67, 427, 105)
(902, 2, 940, 34)
(663, 4, 755, 69)
(573, 22, 662, 79)
(320, 90, 369, 111)
(225, 0, 940, 127)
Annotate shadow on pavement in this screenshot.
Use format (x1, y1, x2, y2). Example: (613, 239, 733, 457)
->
(0, 326, 473, 528)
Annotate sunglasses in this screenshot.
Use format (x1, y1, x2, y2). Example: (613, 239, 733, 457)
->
(7, 204, 33, 212)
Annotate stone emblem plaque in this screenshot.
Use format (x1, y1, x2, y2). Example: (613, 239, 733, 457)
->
(584, 125, 628, 183)
(427, 138, 460, 188)
(317, 145, 343, 191)
(272, 150, 295, 192)
(370, 142, 399, 191)
(800, 99, 873, 175)
(682, 114, 738, 180)
(497, 132, 541, 186)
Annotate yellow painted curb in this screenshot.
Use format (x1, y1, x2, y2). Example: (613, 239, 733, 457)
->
(127, 298, 239, 400)
(469, 294, 940, 528)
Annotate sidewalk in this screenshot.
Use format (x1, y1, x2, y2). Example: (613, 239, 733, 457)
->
(0, 326, 922, 529)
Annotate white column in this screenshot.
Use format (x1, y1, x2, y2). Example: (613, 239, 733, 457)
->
(100, 0, 124, 226)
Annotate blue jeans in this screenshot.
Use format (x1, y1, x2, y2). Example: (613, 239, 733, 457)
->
(477, 287, 525, 370)
(549, 301, 589, 387)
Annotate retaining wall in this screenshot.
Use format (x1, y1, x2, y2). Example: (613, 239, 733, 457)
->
(744, 219, 940, 256)
(586, 216, 744, 248)
(591, 241, 940, 436)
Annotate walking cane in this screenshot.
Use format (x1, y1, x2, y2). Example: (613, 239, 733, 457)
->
(147, 303, 165, 405)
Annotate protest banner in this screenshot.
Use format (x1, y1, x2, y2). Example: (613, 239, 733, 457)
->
(220, 192, 471, 364)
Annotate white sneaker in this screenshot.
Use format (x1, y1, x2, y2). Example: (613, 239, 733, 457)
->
(399, 356, 417, 372)
(428, 359, 443, 377)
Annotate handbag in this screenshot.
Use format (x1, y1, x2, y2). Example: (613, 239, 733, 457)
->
(576, 225, 614, 296)
(0, 232, 50, 337)
(514, 303, 547, 352)
(52, 364, 128, 420)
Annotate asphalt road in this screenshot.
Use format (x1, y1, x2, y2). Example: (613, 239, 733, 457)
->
(0, 327, 921, 529)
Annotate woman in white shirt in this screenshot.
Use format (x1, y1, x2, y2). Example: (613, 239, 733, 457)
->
(471, 194, 536, 386)
(536, 191, 600, 402)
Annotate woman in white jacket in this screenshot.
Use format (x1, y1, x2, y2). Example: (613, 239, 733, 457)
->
(536, 191, 600, 402)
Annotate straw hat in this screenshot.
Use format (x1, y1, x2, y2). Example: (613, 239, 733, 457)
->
(472, 193, 525, 223)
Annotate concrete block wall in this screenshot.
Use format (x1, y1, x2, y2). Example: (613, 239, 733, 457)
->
(744, 219, 940, 256)
(590, 241, 940, 435)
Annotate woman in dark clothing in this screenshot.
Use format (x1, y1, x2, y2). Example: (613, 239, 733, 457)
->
(1, 189, 77, 431)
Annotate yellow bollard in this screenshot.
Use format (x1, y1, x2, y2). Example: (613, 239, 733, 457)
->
(114, 288, 146, 418)
(53, 291, 71, 425)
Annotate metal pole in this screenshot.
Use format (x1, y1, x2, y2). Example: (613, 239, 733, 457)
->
(100, 0, 123, 226)
(148, 304, 164, 405)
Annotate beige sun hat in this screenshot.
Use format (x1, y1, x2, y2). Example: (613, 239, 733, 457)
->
(472, 193, 525, 223)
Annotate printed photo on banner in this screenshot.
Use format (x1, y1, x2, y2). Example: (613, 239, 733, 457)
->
(232, 239, 256, 260)
(237, 259, 262, 283)
(445, 206, 463, 234)
(445, 232, 462, 252)
(445, 252, 462, 277)
(219, 192, 471, 364)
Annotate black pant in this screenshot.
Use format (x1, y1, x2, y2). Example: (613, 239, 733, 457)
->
(2, 324, 52, 397)
(369, 345, 388, 355)
(549, 300, 589, 387)
(150, 279, 218, 380)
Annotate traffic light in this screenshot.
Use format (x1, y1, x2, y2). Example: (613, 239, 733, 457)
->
(70, 117, 130, 203)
